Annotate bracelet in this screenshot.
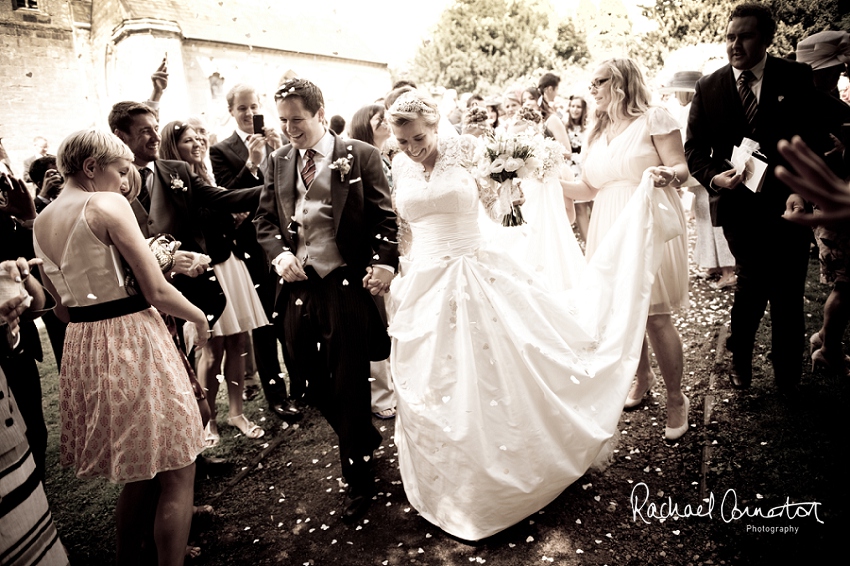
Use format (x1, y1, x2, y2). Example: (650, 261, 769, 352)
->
(670, 169, 680, 187)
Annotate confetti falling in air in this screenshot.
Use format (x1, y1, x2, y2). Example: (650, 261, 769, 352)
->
(86, 293, 97, 299)
(342, 279, 349, 286)
(295, 298, 303, 306)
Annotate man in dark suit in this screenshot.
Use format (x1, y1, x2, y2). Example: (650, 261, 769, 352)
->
(209, 85, 301, 422)
(685, 2, 837, 391)
(108, 101, 261, 321)
(255, 79, 398, 523)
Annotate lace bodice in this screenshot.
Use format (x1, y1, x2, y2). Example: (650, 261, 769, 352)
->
(393, 136, 511, 259)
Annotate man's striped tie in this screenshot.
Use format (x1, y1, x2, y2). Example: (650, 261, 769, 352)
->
(301, 148, 316, 187)
(737, 70, 758, 133)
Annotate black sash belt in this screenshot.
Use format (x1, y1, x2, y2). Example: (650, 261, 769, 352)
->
(68, 295, 150, 323)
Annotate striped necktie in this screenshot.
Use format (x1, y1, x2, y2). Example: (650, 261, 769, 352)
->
(737, 70, 758, 132)
(301, 149, 316, 187)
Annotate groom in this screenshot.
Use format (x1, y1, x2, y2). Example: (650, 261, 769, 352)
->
(254, 79, 398, 523)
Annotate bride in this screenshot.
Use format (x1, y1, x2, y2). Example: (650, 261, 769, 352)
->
(383, 91, 679, 541)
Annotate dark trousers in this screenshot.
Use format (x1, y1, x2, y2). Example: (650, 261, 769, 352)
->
(251, 324, 291, 403)
(277, 267, 382, 491)
(723, 214, 811, 386)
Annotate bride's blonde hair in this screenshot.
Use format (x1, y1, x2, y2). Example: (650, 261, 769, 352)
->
(387, 91, 440, 127)
(588, 58, 652, 145)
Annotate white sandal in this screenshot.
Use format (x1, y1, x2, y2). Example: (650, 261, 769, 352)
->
(227, 414, 265, 439)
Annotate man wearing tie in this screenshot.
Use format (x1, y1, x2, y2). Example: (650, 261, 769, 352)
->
(108, 101, 260, 319)
(686, 2, 837, 392)
(209, 85, 302, 423)
(254, 79, 397, 523)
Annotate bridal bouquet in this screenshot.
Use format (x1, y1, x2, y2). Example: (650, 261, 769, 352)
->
(475, 132, 541, 226)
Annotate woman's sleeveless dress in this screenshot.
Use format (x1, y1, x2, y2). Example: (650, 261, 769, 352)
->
(34, 197, 205, 483)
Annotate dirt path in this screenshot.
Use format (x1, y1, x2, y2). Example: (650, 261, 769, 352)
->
(43, 225, 847, 565)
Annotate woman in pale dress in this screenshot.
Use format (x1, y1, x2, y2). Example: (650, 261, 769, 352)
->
(33, 129, 208, 565)
(562, 58, 691, 440)
(381, 90, 673, 540)
(159, 121, 269, 444)
(566, 95, 593, 243)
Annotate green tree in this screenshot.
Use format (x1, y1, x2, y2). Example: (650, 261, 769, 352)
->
(410, 0, 589, 93)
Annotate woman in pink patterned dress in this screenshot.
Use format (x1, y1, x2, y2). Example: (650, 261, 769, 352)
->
(33, 129, 209, 565)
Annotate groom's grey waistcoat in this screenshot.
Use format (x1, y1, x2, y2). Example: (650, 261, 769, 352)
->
(294, 151, 344, 277)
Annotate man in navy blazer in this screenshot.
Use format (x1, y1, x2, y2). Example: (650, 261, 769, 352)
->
(255, 79, 397, 523)
(109, 101, 261, 321)
(686, 2, 837, 391)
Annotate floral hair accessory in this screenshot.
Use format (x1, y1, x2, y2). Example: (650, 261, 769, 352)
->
(170, 174, 186, 192)
(328, 155, 353, 182)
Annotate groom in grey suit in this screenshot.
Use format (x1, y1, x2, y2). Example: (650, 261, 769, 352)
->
(254, 79, 398, 523)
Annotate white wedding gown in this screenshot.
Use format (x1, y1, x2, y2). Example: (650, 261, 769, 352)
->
(506, 174, 587, 291)
(389, 135, 677, 541)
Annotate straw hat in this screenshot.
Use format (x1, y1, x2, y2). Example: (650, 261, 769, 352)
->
(796, 30, 850, 71)
(659, 71, 703, 93)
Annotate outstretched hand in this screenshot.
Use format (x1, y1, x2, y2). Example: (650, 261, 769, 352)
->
(778, 136, 850, 227)
(150, 55, 169, 101)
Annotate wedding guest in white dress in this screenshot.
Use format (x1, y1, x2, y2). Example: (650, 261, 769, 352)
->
(384, 90, 678, 540)
(562, 58, 691, 440)
(566, 95, 593, 243)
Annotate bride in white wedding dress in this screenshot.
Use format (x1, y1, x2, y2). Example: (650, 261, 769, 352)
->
(384, 91, 678, 541)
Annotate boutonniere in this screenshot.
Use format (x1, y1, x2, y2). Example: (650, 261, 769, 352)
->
(328, 154, 353, 182)
(170, 174, 186, 192)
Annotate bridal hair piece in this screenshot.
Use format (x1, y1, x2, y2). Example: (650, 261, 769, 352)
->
(274, 78, 325, 115)
(387, 91, 440, 127)
(588, 58, 652, 145)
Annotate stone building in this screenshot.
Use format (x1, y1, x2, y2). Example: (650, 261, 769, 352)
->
(1, 0, 390, 172)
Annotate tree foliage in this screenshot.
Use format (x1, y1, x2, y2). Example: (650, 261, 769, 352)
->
(632, 0, 850, 73)
(410, 0, 589, 93)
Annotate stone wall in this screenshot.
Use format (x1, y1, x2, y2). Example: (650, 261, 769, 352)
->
(1, 0, 391, 174)
(0, 0, 95, 172)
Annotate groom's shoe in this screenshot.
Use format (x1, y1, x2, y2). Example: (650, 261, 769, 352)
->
(342, 485, 375, 525)
(270, 398, 302, 423)
(730, 354, 752, 390)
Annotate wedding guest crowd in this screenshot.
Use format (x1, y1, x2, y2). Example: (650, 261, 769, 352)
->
(1, 0, 849, 559)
